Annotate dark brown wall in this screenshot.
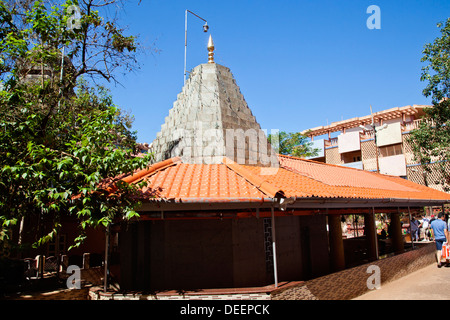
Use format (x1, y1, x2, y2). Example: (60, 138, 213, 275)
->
(231, 218, 266, 287)
(120, 219, 236, 291)
(160, 219, 234, 290)
(276, 215, 330, 281)
(274, 216, 303, 281)
(305, 215, 331, 278)
(119, 215, 330, 291)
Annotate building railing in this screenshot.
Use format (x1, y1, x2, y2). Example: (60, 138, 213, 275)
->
(324, 137, 339, 148)
(360, 131, 375, 140)
(402, 119, 436, 132)
(341, 161, 363, 170)
(321, 119, 436, 148)
(403, 119, 421, 131)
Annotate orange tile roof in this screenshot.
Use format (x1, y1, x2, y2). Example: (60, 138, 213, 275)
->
(140, 162, 268, 201)
(121, 155, 450, 205)
(274, 155, 450, 201)
(278, 155, 416, 192)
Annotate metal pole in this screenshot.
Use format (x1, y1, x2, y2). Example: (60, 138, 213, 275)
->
(184, 10, 208, 84)
(60, 46, 65, 82)
(184, 10, 187, 84)
(57, 45, 65, 112)
(56, 228, 61, 278)
(443, 204, 447, 230)
(373, 207, 379, 260)
(271, 206, 278, 288)
(186, 9, 207, 23)
(369, 105, 380, 174)
(408, 206, 414, 249)
(104, 223, 110, 293)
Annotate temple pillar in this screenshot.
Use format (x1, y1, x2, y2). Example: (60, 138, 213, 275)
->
(364, 210, 378, 262)
(390, 211, 404, 254)
(328, 214, 345, 272)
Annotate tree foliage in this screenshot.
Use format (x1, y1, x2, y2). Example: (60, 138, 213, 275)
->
(409, 18, 450, 191)
(0, 0, 151, 255)
(1, 0, 141, 86)
(268, 131, 319, 158)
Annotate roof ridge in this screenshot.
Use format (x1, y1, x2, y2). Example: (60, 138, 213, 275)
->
(278, 163, 343, 198)
(222, 157, 285, 198)
(121, 157, 182, 185)
(158, 159, 183, 197)
(278, 153, 371, 172)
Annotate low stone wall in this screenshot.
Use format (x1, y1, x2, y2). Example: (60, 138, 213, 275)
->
(14, 287, 90, 300)
(271, 243, 436, 300)
(88, 289, 271, 300)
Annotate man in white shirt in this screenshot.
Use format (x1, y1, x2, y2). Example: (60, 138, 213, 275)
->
(420, 216, 430, 241)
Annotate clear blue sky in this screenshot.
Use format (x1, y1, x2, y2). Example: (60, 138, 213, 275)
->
(105, 0, 450, 143)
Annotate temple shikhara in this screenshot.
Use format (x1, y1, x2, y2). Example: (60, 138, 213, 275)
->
(150, 35, 277, 167)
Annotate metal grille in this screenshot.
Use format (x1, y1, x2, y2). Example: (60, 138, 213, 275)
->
(263, 218, 274, 282)
(403, 133, 450, 192)
(425, 162, 450, 192)
(325, 147, 343, 165)
(407, 162, 450, 192)
(406, 165, 426, 186)
(402, 133, 417, 165)
(361, 139, 378, 171)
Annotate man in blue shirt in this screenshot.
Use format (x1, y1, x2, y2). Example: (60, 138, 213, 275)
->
(430, 212, 449, 268)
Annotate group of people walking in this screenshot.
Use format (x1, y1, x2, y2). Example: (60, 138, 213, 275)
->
(420, 212, 449, 268)
(409, 212, 449, 267)
(409, 213, 450, 241)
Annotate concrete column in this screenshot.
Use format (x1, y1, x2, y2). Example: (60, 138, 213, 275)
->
(328, 214, 345, 272)
(390, 211, 404, 254)
(364, 211, 378, 261)
(35, 255, 45, 278)
(82, 253, 90, 269)
(60, 255, 68, 272)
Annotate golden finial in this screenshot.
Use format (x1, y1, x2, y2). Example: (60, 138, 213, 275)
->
(207, 34, 215, 64)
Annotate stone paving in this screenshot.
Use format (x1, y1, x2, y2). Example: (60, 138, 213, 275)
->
(354, 261, 450, 300)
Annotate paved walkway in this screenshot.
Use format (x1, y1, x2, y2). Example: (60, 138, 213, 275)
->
(354, 262, 450, 300)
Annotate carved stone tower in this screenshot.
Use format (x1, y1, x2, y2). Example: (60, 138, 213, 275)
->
(151, 36, 277, 166)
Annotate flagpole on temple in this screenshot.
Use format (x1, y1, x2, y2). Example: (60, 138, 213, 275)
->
(184, 10, 209, 84)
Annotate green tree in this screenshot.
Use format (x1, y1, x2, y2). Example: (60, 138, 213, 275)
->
(268, 131, 319, 158)
(409, 17, 450, 191)
(0, 0, 151, 256)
